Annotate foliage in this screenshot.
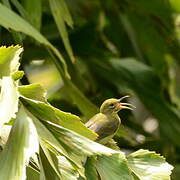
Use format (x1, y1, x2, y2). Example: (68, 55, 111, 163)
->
(0, 0, 180, 179)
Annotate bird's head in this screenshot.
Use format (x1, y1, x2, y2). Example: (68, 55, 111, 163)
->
(100, 96, 135, 115)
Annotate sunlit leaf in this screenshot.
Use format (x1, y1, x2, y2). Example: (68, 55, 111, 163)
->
(40, 140, 61, 178)
(43, 120, 116, 157)
(0, 45, 22, 127)
(19, 84, 47, 102)
(25, 108, 69, 158)
(96, 153, 133, 180)
(0, 77, 19, 128)
(57, 155, 80, 180)
(0, 45, 23, 77)
(12, 71, 24, 81)
(127, 149, 174, 180)
(0, 106, 39, 180)
(39, 146, 60, 180)
(20, 95, 98, 140)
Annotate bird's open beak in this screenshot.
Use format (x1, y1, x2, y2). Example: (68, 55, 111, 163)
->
(115, 95, 136, 111)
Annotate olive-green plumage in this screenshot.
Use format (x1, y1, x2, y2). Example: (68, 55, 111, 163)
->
(85, 96, 134, 144)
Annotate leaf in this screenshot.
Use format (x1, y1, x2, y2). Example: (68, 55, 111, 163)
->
(0, 78, 18, 126)
(22, 0, 42, 30)
(170, 0, 180, 12)
(26, 166, 40, 180)
(127, 149, 174, 180)
(11, 0, 29, 20)
(0, 106, 39, 180)
(0, 77, 19, 128)
(1, 0, 11, 7)
(43, 120, 116, 157)
(40, 140, 61, 178)
(0, 45, 22, 128)
(96, 153, 133, 180)
(54, 106, 98, 140)
(25, 108, 69, 159)
(12, 70, 24, 81)
(20, 94, 98, 140)
(19, 84, 47, 102)
(0, 45, 23, 77)
(49, 0, 75, 62)
(57, 155, 80, 180)
(85, 157, 98, 180)
(0, 3, 68, 77)
(39, 146, 60, 180)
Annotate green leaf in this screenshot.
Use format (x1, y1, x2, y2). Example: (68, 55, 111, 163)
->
(85, 157, 98, 180)
(22, 0, 42, 30)
(127, 149, 174, 180)
(0, 3, 68, 77)
(170, 0, 180, 12)
(39, 146, 60, 180)
(0, 106, 39, 180)
(12, 71, 24, 81)
(42, 120, 116, 157)
(57, 155, 80, 180)
(1, 0, 11, 8)
(26, 166, 40, 180)
(49, 0, 75, 62)
(20, 93, 98, 140)
(11, 0, 29, 20)
(0, 46, 22, 127)
(0, 45, 23, 77)
(40, 140, 61, 178)
(19, 84, 47, 102)
(25, 108, 69, 159)
(96, 153, 133, 180)
(0, 77, 19, 128)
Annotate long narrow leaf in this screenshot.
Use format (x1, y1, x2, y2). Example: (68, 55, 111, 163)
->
(22, 0, 42, 30)
(0, 106, 39, 180)
(49, 0, 75, 62)
(0, 3, 68, 76)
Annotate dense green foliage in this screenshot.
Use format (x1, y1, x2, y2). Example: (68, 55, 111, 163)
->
(0, 0, 180, 179)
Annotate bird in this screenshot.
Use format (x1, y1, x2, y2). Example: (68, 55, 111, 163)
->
(85, 96, 135, 144)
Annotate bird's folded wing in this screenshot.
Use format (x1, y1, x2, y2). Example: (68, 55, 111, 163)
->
(85, 113, 118, 141)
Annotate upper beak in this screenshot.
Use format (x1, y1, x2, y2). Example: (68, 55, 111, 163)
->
(118, 95, 130, 102)
(116, 95, 136, 110)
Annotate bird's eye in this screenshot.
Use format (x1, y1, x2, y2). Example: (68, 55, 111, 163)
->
(109, 103, 115, 108)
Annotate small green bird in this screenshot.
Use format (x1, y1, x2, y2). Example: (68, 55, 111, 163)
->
(85, 96, 135, 144)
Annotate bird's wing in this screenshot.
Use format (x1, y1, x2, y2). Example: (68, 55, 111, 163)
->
(85, 113, 119, 141)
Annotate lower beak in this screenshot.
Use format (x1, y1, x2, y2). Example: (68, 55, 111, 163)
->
(115, 103, 135, 111)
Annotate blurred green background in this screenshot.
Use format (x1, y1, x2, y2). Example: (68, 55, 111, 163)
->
(0, 0, 180, 179)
